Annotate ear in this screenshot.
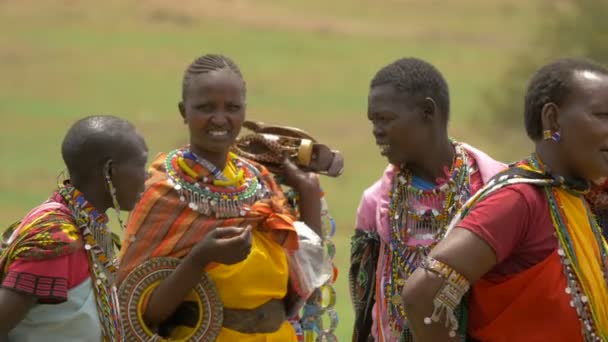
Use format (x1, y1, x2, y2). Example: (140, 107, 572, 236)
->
(421, 97, 438, 121)
(178, 102, 187, 124)
(540, 102, 560, 133)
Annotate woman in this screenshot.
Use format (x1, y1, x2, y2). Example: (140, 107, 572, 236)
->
(401, 58, 608, 341)
(0, 115, 148, 341)
(349, 57, 504, 342)
(117, 54, 323, 341)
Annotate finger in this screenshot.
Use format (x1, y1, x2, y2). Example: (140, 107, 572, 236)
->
(213, 227, 245, 239)
(282, 157, 299, 171)
(217, 232, 250, 247)
(244, 226, 252, 244)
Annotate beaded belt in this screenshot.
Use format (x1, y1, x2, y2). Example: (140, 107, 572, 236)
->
(222, 299, 286, 333)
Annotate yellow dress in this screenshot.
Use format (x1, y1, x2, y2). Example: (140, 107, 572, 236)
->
(207, 229, 297, 341)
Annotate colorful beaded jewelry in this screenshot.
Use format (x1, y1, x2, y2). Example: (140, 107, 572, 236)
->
(421, 256, 470, 337)
(165, 148, 268, 218)
(280, 185, 339, 342)
(385, 142, 472, 337)
(58, 184, 123, 341)
(118, 257, 223, 341)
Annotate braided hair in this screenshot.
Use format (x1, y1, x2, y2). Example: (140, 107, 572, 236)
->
(181, 54, 246, 100)
(524, 58, 608, 140)
(371, 57, 450, 121)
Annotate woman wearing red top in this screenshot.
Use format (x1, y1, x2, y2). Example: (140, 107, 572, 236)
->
(401, 58, 608, 341)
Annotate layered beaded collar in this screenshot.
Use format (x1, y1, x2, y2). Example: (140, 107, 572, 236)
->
(165, 147, 268, 218)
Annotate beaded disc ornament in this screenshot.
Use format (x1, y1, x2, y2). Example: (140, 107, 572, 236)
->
(118, 257, 223, 341)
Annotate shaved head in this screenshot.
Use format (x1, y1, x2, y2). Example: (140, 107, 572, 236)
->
(61, 115, 142, 181)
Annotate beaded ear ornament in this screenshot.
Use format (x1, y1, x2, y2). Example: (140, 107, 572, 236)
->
(104, 160, 125, 231)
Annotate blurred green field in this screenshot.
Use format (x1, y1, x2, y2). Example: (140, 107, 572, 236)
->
(0, 0, 539, 339)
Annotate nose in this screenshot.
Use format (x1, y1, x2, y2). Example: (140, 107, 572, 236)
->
(209, 113, 229, 127)
(372, 124, 385, 139)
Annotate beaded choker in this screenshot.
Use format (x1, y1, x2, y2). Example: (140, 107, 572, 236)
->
(385, 142, 472, 337)
(57, 183, 123, 341)
(165, 148, 268, 218)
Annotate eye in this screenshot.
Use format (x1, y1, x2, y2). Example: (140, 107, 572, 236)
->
(227, 104, 242, 112)
(196, 103, 214, 112)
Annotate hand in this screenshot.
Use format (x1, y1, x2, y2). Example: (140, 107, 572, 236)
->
(188, 226, 253, 266)
(281, 158, 321, 195)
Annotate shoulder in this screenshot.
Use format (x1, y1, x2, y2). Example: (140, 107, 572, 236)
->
(6, 200, 82, 261)
(356, 165, 395, 230)
(360, 164, 395, 203)
(460, 142, 507, 184)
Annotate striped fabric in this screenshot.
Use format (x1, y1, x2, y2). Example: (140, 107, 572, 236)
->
(117, 151, 299, 285)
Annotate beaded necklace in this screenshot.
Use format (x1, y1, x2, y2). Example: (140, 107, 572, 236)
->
(528, 155, 608, 341)
(385, 142, 472, 337)
(166, 148, 268, 218)
(57, 184, 123, 341)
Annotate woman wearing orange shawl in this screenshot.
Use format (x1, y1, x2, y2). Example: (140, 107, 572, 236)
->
(117, 54, 323, 341)
(400, 58, 608, 341)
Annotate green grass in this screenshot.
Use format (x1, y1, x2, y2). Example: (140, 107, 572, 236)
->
(0, 0, 539, 339)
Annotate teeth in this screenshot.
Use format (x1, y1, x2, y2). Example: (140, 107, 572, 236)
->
(209, 130, 228, 137)
(378, 144, 390, 153)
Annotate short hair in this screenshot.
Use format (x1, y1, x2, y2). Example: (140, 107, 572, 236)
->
(181, 54, 245, 100)
(524, 57, 608, 140)
(61, 115, 138, 180)
(371, 57, 450, 120)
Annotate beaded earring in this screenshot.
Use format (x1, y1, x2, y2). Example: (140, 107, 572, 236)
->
(543, 130, 561, 142)
(104, 160, 125, 230)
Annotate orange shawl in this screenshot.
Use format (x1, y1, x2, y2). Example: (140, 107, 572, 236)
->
(117, 152, 299, 285)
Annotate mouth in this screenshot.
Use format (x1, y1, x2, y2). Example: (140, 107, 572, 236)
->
(207, 129, 230, 139)
(377, 144, 390, 156)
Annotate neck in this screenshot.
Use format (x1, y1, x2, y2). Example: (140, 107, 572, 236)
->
(406, 134, 454, 183)
(70, 177, 110, 213)
(189, 145, 228, 170)
(535, 142, 575, 179)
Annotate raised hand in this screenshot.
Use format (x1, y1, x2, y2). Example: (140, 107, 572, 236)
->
(189, 225, 253, 266)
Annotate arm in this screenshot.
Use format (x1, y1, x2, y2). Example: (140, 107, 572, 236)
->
(281, 158, 322, 236)
(144, 226, 252, 326)
(401, 228, 497, 341)
(401, 186, 530, 341)
(0, 288, 36, 336)
(296, 187, 322, 237)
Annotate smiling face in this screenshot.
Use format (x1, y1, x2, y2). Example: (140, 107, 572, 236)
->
(367, 84, 433, 166)
(179, 68, 246, 159)
(552, 71, 608, 181)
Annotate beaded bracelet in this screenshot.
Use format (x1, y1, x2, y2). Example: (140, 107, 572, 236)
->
(421, 256, 470, 338)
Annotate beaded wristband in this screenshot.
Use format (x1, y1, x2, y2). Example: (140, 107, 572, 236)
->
(421, 256, 470, 338)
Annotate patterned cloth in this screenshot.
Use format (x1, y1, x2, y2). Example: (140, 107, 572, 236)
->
(0, 187, 111, 341)
(0, 193, 85, 300)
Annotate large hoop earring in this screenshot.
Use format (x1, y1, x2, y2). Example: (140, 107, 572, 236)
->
(105, 160, 125, 231)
